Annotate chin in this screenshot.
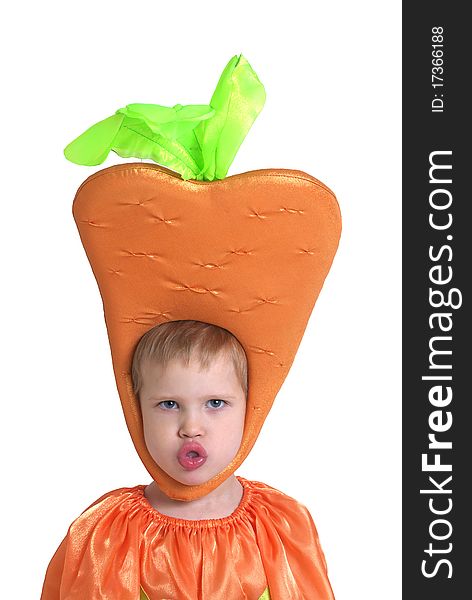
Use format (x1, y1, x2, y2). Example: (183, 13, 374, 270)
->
(176, 461, 228, 486)
(177, 469, 215, 487)
(158, 458, 230, 487)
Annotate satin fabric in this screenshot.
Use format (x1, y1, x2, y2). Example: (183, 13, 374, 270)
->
(64, 54, 265, 181)
(140, 585, 272, 599)
(41, 478, 334, 600)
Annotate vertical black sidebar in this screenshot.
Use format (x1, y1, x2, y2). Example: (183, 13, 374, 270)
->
(403, 4, 470, 598)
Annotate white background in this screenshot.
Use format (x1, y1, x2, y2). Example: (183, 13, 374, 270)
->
(1, 1, 401, 598)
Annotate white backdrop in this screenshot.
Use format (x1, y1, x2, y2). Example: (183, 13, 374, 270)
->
(1, 1, 401, 598)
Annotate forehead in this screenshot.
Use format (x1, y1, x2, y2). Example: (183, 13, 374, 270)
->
(144, 348, 233, 372)
(141, 351, 237, 384)
(139, 353, 245, 403)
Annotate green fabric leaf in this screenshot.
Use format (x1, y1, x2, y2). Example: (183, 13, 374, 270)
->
(64, 113, 124, 166)
(64, 55, 265, 181)
(112, 115, 202, 181)
(120, 103, 215, 138)
(258, 587, 271, 600)
(139, 586, 150, 600)
(195, 54, 266, 181)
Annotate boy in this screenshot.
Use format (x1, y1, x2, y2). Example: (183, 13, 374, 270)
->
(41, 320, 335, 599)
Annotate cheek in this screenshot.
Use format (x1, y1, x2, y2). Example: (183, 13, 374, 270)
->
(220, 410, 245, 446)
(142, 414, 172, 451)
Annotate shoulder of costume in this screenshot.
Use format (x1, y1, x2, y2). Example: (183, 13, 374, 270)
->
(241, 477, 311, 512)
(74, 485, 144, 519)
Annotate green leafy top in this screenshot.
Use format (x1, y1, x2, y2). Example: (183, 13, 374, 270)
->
(64, 55, 265, 181)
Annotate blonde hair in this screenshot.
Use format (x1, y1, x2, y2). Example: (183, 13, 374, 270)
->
(131, 320, 248, 398)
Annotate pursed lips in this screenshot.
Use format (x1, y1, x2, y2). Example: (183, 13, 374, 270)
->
(177, 441, 208, 470)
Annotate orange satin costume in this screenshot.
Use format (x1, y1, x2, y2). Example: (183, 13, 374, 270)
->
(42, 56, 341, 599)
(40, 163, 340, 599)
(41, 478, 333, 600)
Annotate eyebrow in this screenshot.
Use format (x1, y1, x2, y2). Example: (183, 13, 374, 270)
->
(150, 393, 239, 401)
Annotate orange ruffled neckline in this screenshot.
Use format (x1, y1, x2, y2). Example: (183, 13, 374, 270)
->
(133, 475, 252, 529)
(41, 476, 335, 600)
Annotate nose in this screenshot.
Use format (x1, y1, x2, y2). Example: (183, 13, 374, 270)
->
(178, 411, 205, 439)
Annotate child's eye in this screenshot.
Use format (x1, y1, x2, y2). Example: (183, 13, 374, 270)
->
(207, 399, 226, 409)
(158, 400, 178, 410)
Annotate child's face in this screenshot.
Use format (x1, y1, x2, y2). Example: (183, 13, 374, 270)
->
(139, 351, 246, 487)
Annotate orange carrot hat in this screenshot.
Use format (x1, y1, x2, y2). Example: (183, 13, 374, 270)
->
(66, 55, 341, 500)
